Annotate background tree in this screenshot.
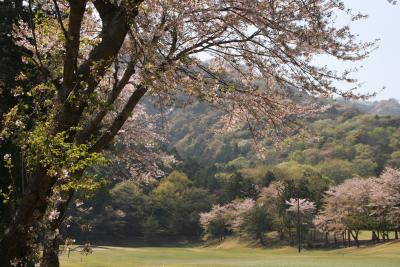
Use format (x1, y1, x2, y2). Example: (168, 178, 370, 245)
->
(152, 171, 212, 236)
(232, 200, 270, 245)
(200, 204, 234, 241)
(316, 177, 379, 247)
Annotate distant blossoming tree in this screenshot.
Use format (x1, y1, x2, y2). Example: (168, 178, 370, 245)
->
(316, 169, 400, 247)
(370, 168, 400, 240)
(200, 203, 234, 241)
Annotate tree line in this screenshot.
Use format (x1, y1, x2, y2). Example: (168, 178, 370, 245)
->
(200, 168, 400, 248)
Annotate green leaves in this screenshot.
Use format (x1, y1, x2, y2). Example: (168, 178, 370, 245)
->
(23, 122, 108, 192)
(0, 186, 13, 204)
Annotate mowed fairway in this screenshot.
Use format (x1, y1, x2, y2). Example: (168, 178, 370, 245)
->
(61, 239, 400, 267)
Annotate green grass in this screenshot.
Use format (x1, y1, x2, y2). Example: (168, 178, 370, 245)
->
(61, 238, 400, 267)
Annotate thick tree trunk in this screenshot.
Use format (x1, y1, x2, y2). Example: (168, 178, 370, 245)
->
(0, 168, 55, 267)
(40, 189, 75, 267)
(40, 234, 61, 267)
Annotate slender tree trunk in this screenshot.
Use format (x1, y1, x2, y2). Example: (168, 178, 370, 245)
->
(289, 228, 294, 245)
(334, 233, 337, 246)
(325, 232, 329, 245)
(258, 233, 265, 246)
(372, 231, 377, 242)
(280, 229, 285, 241)
(356, 231, 359, 247)
(347, 230, 351, 247)
(297, 198, 301, 253)
(313, 229, 317, 242)
(395, 229, 398, 240)
(342, 232, 346, 247)
(376, 230, 381, 242)
(350, 230, 359, 248)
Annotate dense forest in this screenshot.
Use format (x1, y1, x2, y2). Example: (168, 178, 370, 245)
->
(68, 99, 400, 244)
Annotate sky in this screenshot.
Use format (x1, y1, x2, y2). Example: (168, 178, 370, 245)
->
(325, 0, 400, 100)
(198, 1, 399, 100)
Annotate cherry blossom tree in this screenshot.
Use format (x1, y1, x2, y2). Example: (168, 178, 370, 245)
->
(315, 176, 395, 247)
(200, 198, 270, 245)
(200, 203, 234, 241)
(370, 168, 400, 240)
(0, 0, 376, 265)
(258, 181, 288, 238)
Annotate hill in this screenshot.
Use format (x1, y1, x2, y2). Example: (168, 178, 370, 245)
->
(338, 98, 400, 117)
(167, 99, 400, 179)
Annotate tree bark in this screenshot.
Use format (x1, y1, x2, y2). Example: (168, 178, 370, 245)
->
(342, 232, 346, 247)
(0, 167, 55, 267)
(40, 233, 61, 267)
(372, 231, 377, 242)
(40, 189, 75, 267)
(372, 230, 380, 242)
(350, 230, 359, 248)
(313, 228, 316, 242)
(347, 230, 351, 247)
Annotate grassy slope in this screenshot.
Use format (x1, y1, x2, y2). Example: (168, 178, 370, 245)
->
(61, 238, 400, 267)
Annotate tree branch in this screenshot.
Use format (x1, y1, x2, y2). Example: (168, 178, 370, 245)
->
(90, 84, 148, 152)
(76, 60, 137, 144)
(59, 0, 87, 102)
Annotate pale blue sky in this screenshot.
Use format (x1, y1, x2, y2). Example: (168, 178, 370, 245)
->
(199, 1, 399, 100)
(328, 0, 399, 100)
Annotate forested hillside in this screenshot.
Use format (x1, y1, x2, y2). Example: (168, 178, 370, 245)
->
(169, 99, 400, 177)
(68, 99, 400, 242)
